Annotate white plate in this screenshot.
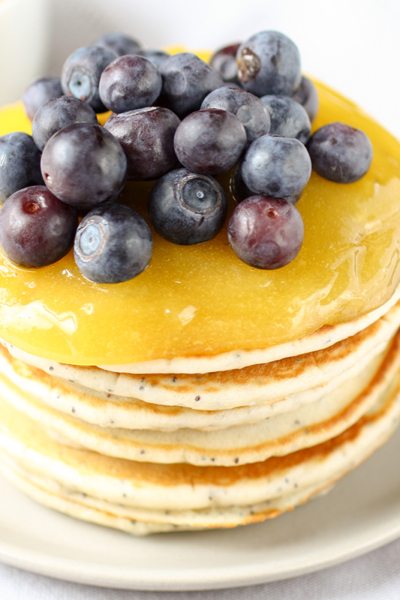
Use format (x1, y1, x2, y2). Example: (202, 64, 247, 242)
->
(0, 425, 400, 592)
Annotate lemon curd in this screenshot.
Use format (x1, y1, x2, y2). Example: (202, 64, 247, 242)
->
(0, 81, 400, 366)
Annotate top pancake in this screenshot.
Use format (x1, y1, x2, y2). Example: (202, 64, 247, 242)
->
(1, 80, 400, 367)
(4, 300, 400, 410)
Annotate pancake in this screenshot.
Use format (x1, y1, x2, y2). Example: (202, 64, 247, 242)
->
(0, 339, 389, 433)
(0, 458, 337, 534)
(100, 283, 400, 374)
(3, 282, 400, 376)
(0, 333, 398, 467)
(1, 80, 400, 371)
(3, 300, 400, 412)
(0, 367, 398, 533)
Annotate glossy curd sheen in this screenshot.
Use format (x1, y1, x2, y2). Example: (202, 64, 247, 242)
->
(0, 81, 400, 366)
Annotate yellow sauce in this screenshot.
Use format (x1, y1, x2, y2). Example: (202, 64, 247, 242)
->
(0, 80, 400, 366)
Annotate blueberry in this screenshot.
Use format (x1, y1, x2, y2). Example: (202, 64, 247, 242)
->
(41, 123, 127, 208)
(32, 96, 98, 151)
(61, 46, 118, 112)
(228, 196, 304, 269)
(74, 203, 152, 283)
(241, 134, 311, 198)
(99, 55, 162, 113)
(210, 43, 241, 83)
(137, 49, 170, 69)
(174, 109, 247, 176)
(104, 107, 180, 180)
(0, 132, 43, 204)
(231, 159, 302, 205)
(230, 160, 253, 203)
(22, 77, 63, 121)
(0, 186, 78, 268)
(292, 76, 319, 123)
(158, 53, 223, 118)
(221, 82, 242, 90)
(307, 122, 373, 183)
(237, 31, 301, 96)
(201, 87, 270, 144)
(95, 32, 142, 57)
(148, 168, 227, 245)
(260, 95, 311, 144)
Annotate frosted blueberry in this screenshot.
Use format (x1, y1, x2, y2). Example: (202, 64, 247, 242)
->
(260, 95, 311, 144)
(41, 123, 127, 208)
(228, 196, 304, 269)
(241, 134, 311, 198)
(23, 77, 63, 121)
(201, 86, 270, 144)
(148, 168, 227, 244)
(0, 132, 43, 204)
(158, 53, 223, 118)
(32, 96, 97, 151)
(174, 109, 247, 176)
(307, 122, 373, 183)
(237, 31, 301, 97)
(61, 46, 118, 112)
(74, 203, 152, 283)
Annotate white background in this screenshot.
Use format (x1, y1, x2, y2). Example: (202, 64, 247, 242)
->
(2, 0, 400, 139)
(46, 0, 400, 140)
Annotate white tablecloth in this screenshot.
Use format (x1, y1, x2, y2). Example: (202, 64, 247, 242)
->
(1, 536, 400, 599)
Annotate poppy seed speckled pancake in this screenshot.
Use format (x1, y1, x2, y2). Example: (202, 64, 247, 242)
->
(0, 339, 389, 433)
(0, 368, 398, 533)
(100, 284, 400, 375)
(0, 456, 340, 534)
(0, 334, 399, 466)
(3, 301, 400, 411)
(3, 285, 400, 377)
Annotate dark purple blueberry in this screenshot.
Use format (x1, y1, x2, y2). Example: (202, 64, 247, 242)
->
(292, 76, 319, 123)
(260, 95, 311, 144)
(158, 53, 223, 119)
(241, 134, 311, 198)
(74, 203, 152, 283)
(32, 96, 98, 151)
(237, 31, 301, 97)
(61, 46, 118, 112)
(307, 122, 373, 183)
(228, 196, 304, 269)
(95, 32, 142, 57)
(22, 77, 63, 121)
(230, 160, 253, 203)
(231, 160, 302, 204)
(99, 55, 162, 113)
(0, 186, 78, 268)
(201, 86, 270, 145)
(0, 132, 43, 204)
(210, 43, 241, 83)
(137, 49, 170, 69)
(148, 168, 227, 245)
(174, 109, 246, 176)
(104, 107, 180, 180)
(41, 123, 127, 208)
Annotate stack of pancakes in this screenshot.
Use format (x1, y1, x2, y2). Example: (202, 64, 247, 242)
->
(0, 288, 400, 534)
(1, 75, 400, 536)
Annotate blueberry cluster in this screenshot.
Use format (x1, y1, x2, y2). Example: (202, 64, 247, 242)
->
(0, 30, 374, 282)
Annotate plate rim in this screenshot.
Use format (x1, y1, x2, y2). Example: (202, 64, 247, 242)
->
(1, 458, 400, 592)
(1, 523, 400, 591)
